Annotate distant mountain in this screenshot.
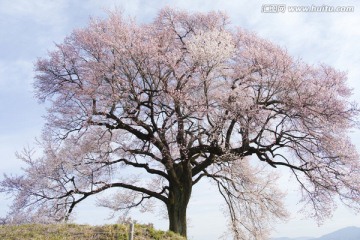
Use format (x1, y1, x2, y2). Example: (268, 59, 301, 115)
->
(314, 226, 360, 240)
(272, 226, 360, 240)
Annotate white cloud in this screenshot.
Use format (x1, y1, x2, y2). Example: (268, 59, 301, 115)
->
(0, 0, 68, 26)
(0, 60, 34, 92)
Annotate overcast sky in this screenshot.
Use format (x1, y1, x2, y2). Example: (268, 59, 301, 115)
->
(0, 0, 359, 239)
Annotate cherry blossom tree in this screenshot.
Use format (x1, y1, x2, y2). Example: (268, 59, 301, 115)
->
(2, 8, 360, 239)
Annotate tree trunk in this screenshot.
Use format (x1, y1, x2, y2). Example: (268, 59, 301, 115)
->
(167, 163, 192, 238)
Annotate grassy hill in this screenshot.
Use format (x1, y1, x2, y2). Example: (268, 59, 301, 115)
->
(0, 223, 186, 240)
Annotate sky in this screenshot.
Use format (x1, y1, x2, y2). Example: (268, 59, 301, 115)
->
(0, 0, 359, 239)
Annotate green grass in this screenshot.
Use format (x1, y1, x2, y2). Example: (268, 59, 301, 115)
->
(0, 223, 186, 240)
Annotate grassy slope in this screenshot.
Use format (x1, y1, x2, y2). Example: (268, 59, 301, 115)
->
(0, 223, 186, 240)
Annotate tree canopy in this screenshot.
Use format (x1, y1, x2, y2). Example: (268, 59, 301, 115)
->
(1, 8, 360, 240)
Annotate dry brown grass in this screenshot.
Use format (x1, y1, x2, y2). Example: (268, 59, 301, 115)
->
(0, 223, 186, 240)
